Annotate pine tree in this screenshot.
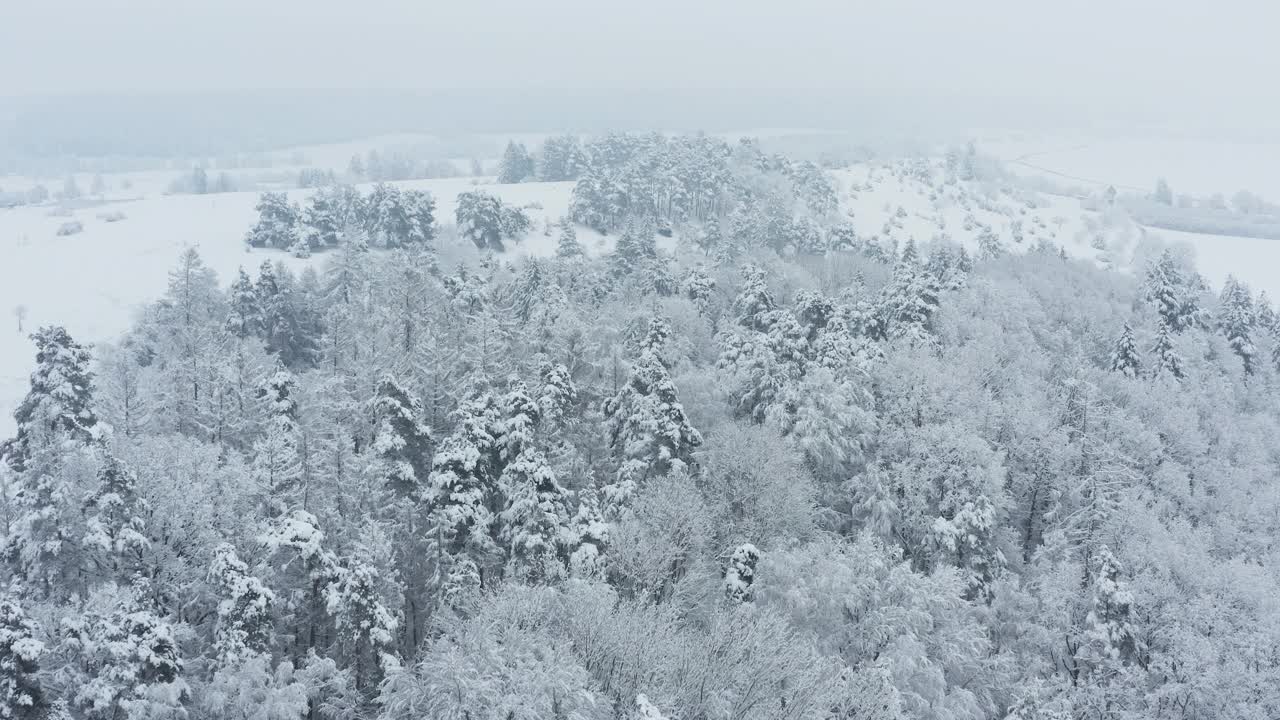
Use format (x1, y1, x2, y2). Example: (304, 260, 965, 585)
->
(498, 448, 570, 581)
(245, 192, 300, 249)
(536, 362, 577, 431)
(723, 543, 760, 602)
(603, 345, 703, 511)
(496, 141, 534, 184)
(302, 190, 341, 251)
(252, 364, 302, 515)
(0, 596, 46, 720)
(568, 485, 608, 579)
(731, 265, 777, 332)
(877, 242, 940, 342)
(81, 453, 149, 580)
(7, 326, 98, 471)
(226, 268, 261, 339)
(1109, 323, 1140, 378)
(455, 190, 507, 252)
(1218, 275, 1256, 374)
(1142, 250, 1199, 333)
(1082, 547, 1137, 668)
(324, 561, 398, 693)
(208, 543, 276, 665)
(370, 375, 433, 501)
(65, 585, 188, 720)
(555, 220, 584, 259)
(1149, 319, 1184, 380)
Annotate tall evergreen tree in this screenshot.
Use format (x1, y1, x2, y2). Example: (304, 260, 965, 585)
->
(370, 375, 433, 501)
(1109, 323, 1140, 378)
(496, 141, 534, 184)
(1218, 275, 1256, 375)
(1149, 319, 1184, 380)
(6, 326, 98, 471)
(0, 596, 46, 720)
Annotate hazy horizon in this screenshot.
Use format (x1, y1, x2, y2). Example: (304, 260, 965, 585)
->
(4, 0, 1279, 134)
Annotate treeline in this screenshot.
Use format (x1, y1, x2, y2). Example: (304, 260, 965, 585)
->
(242, 184, 532, 257)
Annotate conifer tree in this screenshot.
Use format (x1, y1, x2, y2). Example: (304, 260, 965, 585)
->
(1149, 319, 1184, 380)
(555, 220, 584, 259)
(731, 265, 777, 332)
(1142, 250, 1199, 333)
(498, 448, 570, 581)
(81, 454, 149, 580)
(245, 192, 300, 249)
(208, 543, 276, 665)
(7, 326, 98, 471)
(0, 596, 46, 720)
(225, 268, 261, 339)
(370, 375, 433, 501)
(496, 141, 534, 184)
(252, 364, 302, 515)
(1218, 275, 1256, 374)
(723, 543, 760, 602)
(1109, 323, 1140, 378)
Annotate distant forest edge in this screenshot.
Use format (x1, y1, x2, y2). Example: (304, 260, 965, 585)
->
(0, 88, 1170, 161)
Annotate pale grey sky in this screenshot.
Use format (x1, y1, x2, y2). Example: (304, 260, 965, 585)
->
(3, 0, 1278, 124)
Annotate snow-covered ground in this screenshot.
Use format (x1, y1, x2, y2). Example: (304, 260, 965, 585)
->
(982, 133, 1280, 200)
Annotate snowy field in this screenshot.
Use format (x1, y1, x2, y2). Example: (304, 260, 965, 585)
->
(982, 133, 1280, 200)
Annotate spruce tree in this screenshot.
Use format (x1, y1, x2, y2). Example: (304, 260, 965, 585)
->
(7, 326, 98, 471)
(555, 220, 584, 259)
(496, 141, 534, 184)
(225, 268, 261, 339)
(81, 453, 149, 580)
(1142, 250, 1199, 333)
(1149, 319, 1184, 380)
(498, 448, 570, 581)
(208, 543, 276, 665)
(245, 192, 300, 249)
(1218, 275, 1256, 374)
(370, 375, 433, 501)
(0, 597, 46, 720)
(1109, 323, 1140, 378)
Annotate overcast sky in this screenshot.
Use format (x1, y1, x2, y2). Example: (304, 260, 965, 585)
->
(4, 0, 1278, 126)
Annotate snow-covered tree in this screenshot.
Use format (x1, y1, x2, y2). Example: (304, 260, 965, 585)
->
(6, 326, 98, 471)
(370, 375, 432, 501)
(496, 141, 534, 184)
(245, 192, 300, 250)
(226, 268, 261, 339)
(1149, 319, 1184, 380)
(1218, 275, 1256, 374)
(723, 543, 760, 602)
(498, 448, 570, 581)
(63, 586, 188, 720)
(209, 543, 276, 665)
(554, 219, 584, 259)
(81, 453, 149, 580)
(1142, 250, 1199, 333)
(1109, 323, 1140, 378)
(603, 342, 703, 511)
(0, 597, 46, 720)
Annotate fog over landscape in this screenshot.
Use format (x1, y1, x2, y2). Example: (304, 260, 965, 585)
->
(1, 3, 1279, 720)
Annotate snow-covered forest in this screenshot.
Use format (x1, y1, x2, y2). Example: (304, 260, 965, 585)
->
(2, 127, 1279, 720)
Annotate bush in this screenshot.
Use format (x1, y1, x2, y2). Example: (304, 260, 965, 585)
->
(57, 220, 84, 236)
